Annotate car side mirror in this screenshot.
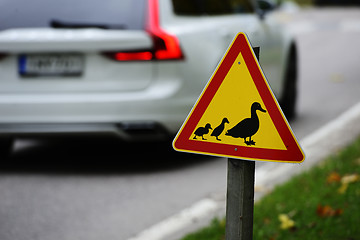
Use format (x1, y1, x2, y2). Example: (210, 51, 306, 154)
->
(256, 0, 277, 20)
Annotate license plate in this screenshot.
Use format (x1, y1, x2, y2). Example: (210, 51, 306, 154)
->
(18, 53, 84, 77)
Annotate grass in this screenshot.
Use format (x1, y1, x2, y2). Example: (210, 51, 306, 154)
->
(180, 136, 360, 240)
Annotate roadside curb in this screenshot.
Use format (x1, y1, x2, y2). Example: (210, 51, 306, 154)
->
(127, 101, 360, 240)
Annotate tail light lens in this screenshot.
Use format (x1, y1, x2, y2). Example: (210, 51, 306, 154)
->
(104, 51, 153, 61)
(146, 0, 184, 60)
(104, 0, 184, 62)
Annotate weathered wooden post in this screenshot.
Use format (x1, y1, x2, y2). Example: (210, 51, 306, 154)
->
(225, 159, 255, 240)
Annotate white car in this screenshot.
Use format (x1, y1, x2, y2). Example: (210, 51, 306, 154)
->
(0, 0, 297, 154)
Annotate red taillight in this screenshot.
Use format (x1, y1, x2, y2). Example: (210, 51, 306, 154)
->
(146, 0, 184, 60)
(104, 0, 184, 62)
(106, 51, 153, 61)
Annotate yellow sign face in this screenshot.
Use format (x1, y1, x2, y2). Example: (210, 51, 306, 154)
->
(192, 52, 286, 150)
(173, 33, 305, 163)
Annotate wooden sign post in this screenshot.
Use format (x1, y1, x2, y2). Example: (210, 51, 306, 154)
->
(225, 159, 255, 240)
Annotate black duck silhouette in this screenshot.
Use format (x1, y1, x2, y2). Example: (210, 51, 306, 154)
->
(225, 102, 266, 146)
(211, 117, 229, 141)
(193, 123, 212, 140)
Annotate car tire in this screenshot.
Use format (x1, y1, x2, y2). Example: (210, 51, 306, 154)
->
(0, 137, 13, 158)
(280, 46, 297, 121)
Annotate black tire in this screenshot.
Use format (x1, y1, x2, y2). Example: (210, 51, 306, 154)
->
(0, 137, 13, 158)
(280, 45, 297, 121)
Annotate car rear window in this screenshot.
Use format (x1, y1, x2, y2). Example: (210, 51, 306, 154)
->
(172, 0, 255, 16)
(0, 0, 146, 31)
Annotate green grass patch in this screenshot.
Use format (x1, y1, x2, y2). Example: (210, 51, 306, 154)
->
(180, 136, 360, 240)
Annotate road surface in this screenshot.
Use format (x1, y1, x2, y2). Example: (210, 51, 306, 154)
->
(1, 7, 360, 240)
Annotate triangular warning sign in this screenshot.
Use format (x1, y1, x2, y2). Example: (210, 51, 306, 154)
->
(173, 33, 305, 163)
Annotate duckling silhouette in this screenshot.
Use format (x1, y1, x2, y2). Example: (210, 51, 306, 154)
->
(225, 102, 266, 146)
(211, 117, 229, 141)
(193, 123, 212, 140)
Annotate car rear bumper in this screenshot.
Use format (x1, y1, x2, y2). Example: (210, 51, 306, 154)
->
(0, 122, 172, 141)
(0, 82, 195, 140)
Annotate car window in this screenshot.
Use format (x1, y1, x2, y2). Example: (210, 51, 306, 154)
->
(172, 0, 255, 16)
(0, 0, 146, 31)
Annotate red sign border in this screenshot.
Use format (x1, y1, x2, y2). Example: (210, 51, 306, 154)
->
(173, 33, 304, 163)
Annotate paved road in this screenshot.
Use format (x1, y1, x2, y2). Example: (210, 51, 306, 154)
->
(1, 8, 360, 240)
